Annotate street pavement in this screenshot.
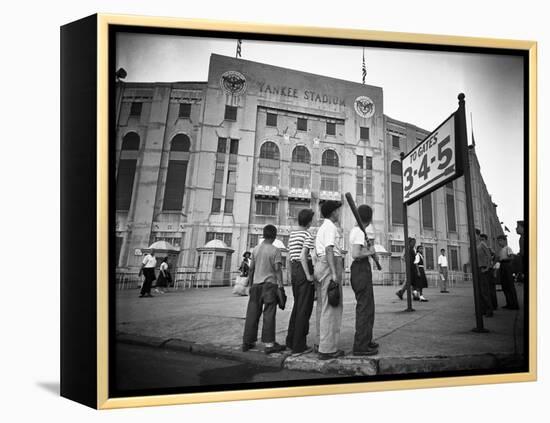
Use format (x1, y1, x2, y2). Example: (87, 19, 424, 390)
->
(116, 282, 526, 376)
(115, 343, 341, 392)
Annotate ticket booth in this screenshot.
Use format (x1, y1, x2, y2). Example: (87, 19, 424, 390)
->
(196, 240, 235, 287)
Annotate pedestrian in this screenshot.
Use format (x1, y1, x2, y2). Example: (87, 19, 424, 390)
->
(496, 235, 519, 310)
(395, 237, 416, 300)
(476, 230, 494, 317)
(413, 245, 429, 302)
(242, 224, 286, 354)
(349, 204, 379, 356)
(285, 208, 316, 355)
(233, 252, 252, 296)
(139, 249, 157, 298)
(516, 220, 526, 283)
(313, 200, 345, 360)
(438, 248, 450, 293)
(154, 257, 170, 294)
(488, 246, 499, 309)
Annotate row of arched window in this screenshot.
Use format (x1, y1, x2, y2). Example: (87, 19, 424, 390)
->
(121, 132, 191, 152)
(260, 141, 339, 167)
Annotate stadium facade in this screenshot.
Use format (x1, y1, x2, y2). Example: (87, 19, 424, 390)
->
(114, 54, 503, 284)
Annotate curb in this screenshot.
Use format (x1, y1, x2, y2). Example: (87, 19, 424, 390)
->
(116, 332, 524, 376)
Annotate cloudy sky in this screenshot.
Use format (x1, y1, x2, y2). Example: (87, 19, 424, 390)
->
(117, 33, 525, 249)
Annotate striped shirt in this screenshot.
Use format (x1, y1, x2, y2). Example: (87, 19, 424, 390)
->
(288, 230, 314, 261)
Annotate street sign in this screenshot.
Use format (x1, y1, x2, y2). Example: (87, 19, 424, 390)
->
(401, 112, 464, 204)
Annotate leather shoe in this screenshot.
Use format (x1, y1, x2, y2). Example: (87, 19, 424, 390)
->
(368, 341, 379, 349)
(353, 347, 378, 356)
(241, 342, 255, 352)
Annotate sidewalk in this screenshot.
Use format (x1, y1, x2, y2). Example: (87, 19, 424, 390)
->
(116, 283, 525, 376)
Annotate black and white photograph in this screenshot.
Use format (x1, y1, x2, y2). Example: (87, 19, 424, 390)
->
(111, 28, 529, 397)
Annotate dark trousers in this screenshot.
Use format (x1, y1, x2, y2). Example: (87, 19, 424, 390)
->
(350, 259, 375, 352)
(140, 268, 155, 295)
(243, 282, 278, 344)
(479, 270, 493, 314)
(286, 261, 314, 353)
(500, 262, 519, 308)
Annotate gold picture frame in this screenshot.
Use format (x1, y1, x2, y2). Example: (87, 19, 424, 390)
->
(60, 13, 537, 409)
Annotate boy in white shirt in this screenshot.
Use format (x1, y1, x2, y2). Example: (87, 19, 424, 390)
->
(438, 248, 449, 293)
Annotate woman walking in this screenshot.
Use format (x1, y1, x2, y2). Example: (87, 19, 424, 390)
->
(285, 209, 316, 355)
(155, 257, 171, 294)
(413, 246, 429, 302)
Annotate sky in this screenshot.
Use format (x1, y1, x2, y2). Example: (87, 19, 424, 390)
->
(116, 33, 525, 250)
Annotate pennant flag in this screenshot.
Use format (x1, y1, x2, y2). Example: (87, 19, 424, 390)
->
(470, 113, 476, 146)
(362, 48, 367, 84)
(236, 39, 242, 58)
(504, 226, 510, 233)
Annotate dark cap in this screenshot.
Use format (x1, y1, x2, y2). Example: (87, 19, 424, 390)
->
(480, 233, 488, 240)
(320, 200, 342, 219)
(358, 204, 373, 224)
(243, 251, 251, 258)
(496, 234, 507, 241)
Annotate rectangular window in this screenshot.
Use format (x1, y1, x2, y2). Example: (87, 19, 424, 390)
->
(211, 198, 221, 213)
(288, 200, 309, 218)
(449, 247, 459, 271)
(206, 232, 232, 247)
(356, 177, 363, 199)
(320, 174, 339, 192)
(421, 195, 433, 229)
(178, 103, 191, 118)
(130, 102, 142, 117)
(390, 241, 405, 254)
(163, 160, 188, 211)
(290, 169, 310, 189)
(224, 105, 237, 121)
(392, 134, 400, 149)
(257, 169, 279, 186)
(256, 200, 277, 216)
(217, 137, 227, 153)
(446, 193, 457, 232)
(229, 139, 239, 155)
(391, 181, 403, 225)
(266, 113, 277, 127)
(297, 117, 308, 131)
(365, 176, 373, 196)
(248, 234, 259, 249)
(424, 245, 435, 270)
(116, 159, 137, 211)
(365, 156, 373, 170)
(326, 122, 336, 136)
(356, 155, 363, 169)
(360, 126, 370, 140)
(215, 256, 224, 269)
(214, 168, 225, 183)
(224, 199, 233, 214)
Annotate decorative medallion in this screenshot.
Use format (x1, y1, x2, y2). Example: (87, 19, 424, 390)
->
(220, 70, 247, 95)
(354, 96, 376, 118)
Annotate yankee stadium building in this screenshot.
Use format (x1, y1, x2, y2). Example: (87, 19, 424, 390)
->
(114, 54, 503, 285)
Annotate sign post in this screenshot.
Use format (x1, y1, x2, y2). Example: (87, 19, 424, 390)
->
(456, 93, 487, 333)
(400, 152, 414, 312)
(400, 93, 485, 331)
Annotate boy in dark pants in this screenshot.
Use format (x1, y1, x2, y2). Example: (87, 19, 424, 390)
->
(242, 224, 286, 354)
(349, 205, 379, 356)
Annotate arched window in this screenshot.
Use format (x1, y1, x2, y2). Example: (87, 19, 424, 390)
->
(163, 134, 190, 211)
(116, 133, 140, 211)
(391, 160, 403, 224)
(292, 145, 311, 164)
(170, 134, 190, 152)
(259, 141, 280, 160)
(322, 149, 339, 167)
(391, 161, 401, 175)
(121, 132, 140, 150)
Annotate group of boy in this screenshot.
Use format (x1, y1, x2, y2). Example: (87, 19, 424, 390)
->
(241, 200, 379, 359)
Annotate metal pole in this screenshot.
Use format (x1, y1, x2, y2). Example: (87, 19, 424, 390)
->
(457, 93, 487, 332)
(400, 152, 414, 312)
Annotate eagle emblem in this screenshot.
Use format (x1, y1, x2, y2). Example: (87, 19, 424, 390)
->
(220, 71, 247, 95)
(354, 96, 375, 118)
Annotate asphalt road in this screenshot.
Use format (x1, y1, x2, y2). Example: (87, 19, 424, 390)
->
(114, 343, 342, 392)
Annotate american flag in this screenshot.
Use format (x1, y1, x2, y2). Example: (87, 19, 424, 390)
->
(362, 48, 366, 84)
(236, 39, 242, 58)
